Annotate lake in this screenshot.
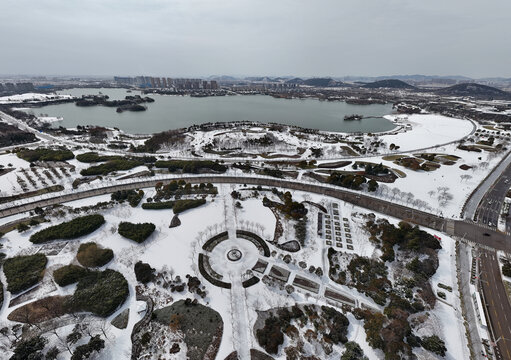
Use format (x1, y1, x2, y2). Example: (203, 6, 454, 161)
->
(27, 88, 396, 134)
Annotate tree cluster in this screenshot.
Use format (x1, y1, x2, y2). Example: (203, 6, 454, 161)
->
(263, 191, 307, 220)
(70, 335, 105, 360)
(134, 261, 155, 284)
(151, 180, 216, 202)
(111, 189, 144, 207)
(347, 256, 391, 305)
(132, 129, 188, 152)
(327, 172, 367, 190)
(365, 219, 441, 262)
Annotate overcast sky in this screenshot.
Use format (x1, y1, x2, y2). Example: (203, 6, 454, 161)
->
(1, 0, 510, 78)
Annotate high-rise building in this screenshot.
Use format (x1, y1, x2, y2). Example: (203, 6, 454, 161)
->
(155, 78, 161, 88)
(114, 76, 133, 85)
(150, 77, 156, 88)
(162, 78, 167, 88)
(211, 80, 218, 89)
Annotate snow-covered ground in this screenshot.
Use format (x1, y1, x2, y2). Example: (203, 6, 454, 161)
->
(0, 93, 73, 104)
(0, 183, 468, 359)
(380, 114, 475, 152)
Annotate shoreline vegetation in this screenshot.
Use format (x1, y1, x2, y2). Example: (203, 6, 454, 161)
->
(75, 94, 154, 113)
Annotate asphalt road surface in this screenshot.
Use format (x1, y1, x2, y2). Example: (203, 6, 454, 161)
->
(480, 250, 511, 360)
(476, 166, 511, 230)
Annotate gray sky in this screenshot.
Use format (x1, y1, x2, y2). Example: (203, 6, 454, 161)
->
(1, 0, 510, 78)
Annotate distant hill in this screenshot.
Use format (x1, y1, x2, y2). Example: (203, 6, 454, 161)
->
(208, 75, 238, 82)
(436, 83, 511, 99)
(286, 77, 305, 85)
(362, 79, 415, 89)
(288, 77, 350, 87)
(342, 75, 473, 82)
(303, 78, 335, 87)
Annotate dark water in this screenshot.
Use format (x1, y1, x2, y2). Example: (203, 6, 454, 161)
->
(27, 88, 396, 134)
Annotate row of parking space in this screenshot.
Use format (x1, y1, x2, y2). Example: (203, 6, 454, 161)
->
(318, 202, 354, 251)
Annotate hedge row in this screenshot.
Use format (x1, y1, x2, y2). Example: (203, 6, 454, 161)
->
(76, 152, 123, 163)
(76, 152, 156, 164)
(118, 222, 156, 243)
(80, 159, 144, 176)
(30, 214, 105, 244)
(154, 160, 227, 173)
(141, 201, 175, 210)
(173, 199, 206, 214)
(17, 148, 74, 162)
(198, 254, 231, 289)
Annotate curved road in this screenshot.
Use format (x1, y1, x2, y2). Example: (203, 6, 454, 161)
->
(0, 174, 508, 252)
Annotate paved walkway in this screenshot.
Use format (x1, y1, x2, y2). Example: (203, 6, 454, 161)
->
(229, 276, 251, 360)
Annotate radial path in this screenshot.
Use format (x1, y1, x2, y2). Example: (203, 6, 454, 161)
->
(230, 275, 252, 360)
(223, 184, 237, 239)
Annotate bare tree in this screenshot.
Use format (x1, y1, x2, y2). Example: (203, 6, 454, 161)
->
(391, 188, 400, 200)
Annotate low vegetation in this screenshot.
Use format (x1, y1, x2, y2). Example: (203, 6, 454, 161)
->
(67, 269, 129, 317)
(30, 214, 105, 244)
(10, 269, 129, 321)
(154, 159, 227, 173)
(17, 147, 74, 162)
(53, 264, 89, 286)
(80, 159, 144, 176)
(76, 152, 123, 162)
(76, 151, 157, 163)
(77, 242, 114, 267)
(173, 199, 206, 214)
(152, 299, 223, 360)
(142, 200, 175, 209)
(118, 222, 156, 243)
(3, 253, 48, 294)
